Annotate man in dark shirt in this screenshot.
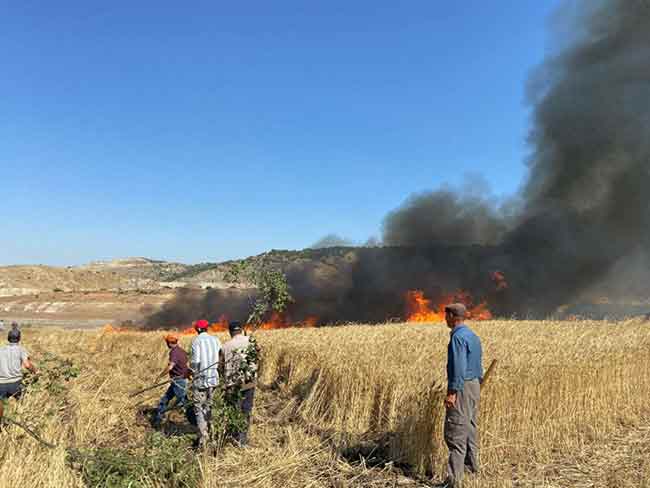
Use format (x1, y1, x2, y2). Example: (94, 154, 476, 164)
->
(152, 334, 189, 427)
(440, 303, 483, 488)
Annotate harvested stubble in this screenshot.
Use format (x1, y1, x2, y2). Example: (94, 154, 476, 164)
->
(0, 319, 649, 487)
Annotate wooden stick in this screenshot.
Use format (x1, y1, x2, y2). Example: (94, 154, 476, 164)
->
(129, 359, 220, 398)
(481, 359, 498, 388)
(3, 416, 57, 449)
(128, 379, 171, 398)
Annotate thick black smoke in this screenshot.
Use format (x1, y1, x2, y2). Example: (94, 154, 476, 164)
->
(143, 287, 253, 328)
(382, 0, 650, 314)
(382, 177, 517, 247)
(504, 0, 650, 311)
(143, 0, 650, 328)
(141, 246, 506, 328)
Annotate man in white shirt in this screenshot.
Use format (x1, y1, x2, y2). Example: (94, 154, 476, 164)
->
(190, 319, 221, 447)
(0, 326, 36, 400)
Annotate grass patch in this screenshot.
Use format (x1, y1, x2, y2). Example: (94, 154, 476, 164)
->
(68, 433, 199, 488)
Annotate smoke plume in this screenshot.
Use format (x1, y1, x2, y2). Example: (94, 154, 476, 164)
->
(381, 0, 650, 313)
(382, 176, 517, 247)
(143, 0, 650, 328)
(311, 234, 355, 249)
(505, 0, 650, 310)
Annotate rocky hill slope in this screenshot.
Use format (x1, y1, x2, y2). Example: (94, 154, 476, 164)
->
(0, 250, 356, 327)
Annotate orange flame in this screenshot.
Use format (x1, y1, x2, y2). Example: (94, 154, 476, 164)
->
(491, 271, 508, 291)
(102, 324, 129, 333)
(405, 290, 492, 323)
(100, 314, 320, 336)
(257, 312, 318, 330)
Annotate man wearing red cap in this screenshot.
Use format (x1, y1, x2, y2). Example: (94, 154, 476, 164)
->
(190, 319, 222, 448)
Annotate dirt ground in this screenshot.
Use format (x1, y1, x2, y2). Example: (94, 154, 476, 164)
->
(0, 290, 173, 328)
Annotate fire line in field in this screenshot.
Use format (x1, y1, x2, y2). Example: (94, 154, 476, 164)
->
(103, 312, 319, 335)
(103, 284, 499, 333)
(405, 290, 492, 322)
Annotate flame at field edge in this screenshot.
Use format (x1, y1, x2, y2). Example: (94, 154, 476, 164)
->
(405, 290, 493, 323)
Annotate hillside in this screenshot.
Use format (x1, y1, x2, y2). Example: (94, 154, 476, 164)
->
(0, 250, 357, 327)
(0, 250, 356, 297)
(1, 247, 646, 328)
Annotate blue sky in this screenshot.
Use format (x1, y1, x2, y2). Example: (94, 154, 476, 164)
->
(1, 1, 561, 265)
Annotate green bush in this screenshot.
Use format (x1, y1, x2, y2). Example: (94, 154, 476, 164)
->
(68, 433, 199, 488)
(23, 352, 80, 396)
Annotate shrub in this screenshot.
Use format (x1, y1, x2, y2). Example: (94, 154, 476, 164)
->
(68, 433, 199, 488)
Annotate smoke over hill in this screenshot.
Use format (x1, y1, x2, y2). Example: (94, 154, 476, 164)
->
(382, 0, 650, 312)
(145, 0, 650, 328)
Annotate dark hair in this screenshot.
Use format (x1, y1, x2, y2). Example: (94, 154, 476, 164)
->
(228, 321, 243, 333)
(8, 328, 21, 343)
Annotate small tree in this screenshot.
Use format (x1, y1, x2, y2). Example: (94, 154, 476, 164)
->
(224, 261, 293, 328)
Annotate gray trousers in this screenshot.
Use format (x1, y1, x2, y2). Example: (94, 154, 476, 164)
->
(444, 379, 480, 487)
(193, 386, 215, 442)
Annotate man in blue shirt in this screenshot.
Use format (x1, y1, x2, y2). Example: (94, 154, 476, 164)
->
(440, 303, 483, 488)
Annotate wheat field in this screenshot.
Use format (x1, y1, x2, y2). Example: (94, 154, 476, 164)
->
(1, 320, 649, 487)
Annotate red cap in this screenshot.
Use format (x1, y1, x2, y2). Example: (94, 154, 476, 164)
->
(194, 319, 209, 330)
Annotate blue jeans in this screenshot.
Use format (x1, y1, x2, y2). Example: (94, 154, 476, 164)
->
(155, 378, 187, 422)
(0, 381, 22, 400)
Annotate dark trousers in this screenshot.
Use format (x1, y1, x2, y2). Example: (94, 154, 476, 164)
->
(227, 387, 255, 445)
(444, 379, 480, 487)
(155, 378, 187, 422)
(0, 381, 23, 400)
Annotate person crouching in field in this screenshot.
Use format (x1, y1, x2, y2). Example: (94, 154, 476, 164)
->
(0, 325, 36, 400)
(152, 334, 189, 427)
(190, 319, 221, 448)
(439, 303, 483, 488)
(221, 321, 258, 446)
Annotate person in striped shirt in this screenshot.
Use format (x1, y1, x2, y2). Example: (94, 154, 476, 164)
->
(190, 319, 221, 447)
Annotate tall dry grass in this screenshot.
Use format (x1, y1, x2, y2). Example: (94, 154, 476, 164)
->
(0, 319, 648, 487)
(256, 320, 650, 479)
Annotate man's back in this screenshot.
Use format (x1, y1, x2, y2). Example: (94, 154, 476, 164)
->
(223, 334, 255, 386)
(0, 344, 28, 383)
(191, 333, 221, 388)
(169, 346, 190, 379)
(447, 325, 483, 390)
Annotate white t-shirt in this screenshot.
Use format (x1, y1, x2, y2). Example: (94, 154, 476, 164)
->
(0, 344, 28, 384)
(190, 333, 221, 389)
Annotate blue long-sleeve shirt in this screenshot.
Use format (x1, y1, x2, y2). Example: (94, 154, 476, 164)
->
(447, 325, 483, 392)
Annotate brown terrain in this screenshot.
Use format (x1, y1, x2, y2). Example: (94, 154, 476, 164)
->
(0, 249, 366, 328)
(0, 257, 234, 328)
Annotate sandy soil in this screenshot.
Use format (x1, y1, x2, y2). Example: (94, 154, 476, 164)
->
(0, 290, 173, 329)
